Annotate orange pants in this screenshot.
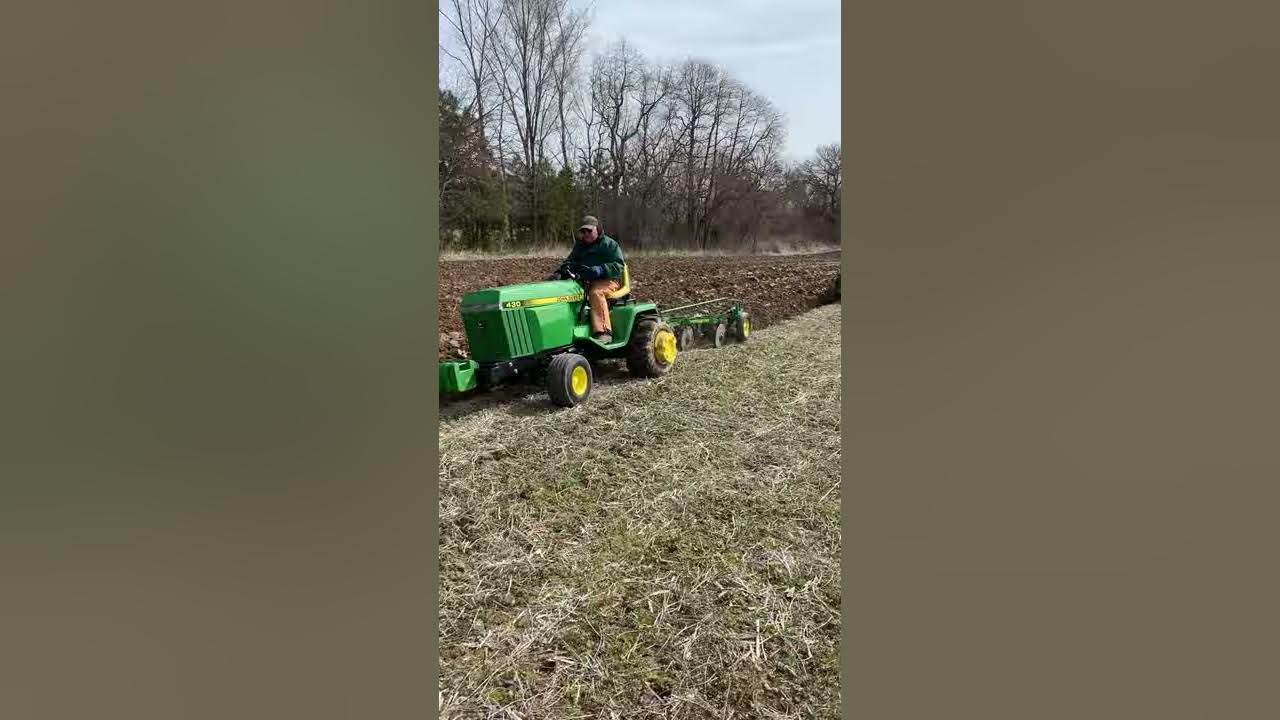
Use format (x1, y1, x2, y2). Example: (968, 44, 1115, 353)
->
(586, 279, 620, 333)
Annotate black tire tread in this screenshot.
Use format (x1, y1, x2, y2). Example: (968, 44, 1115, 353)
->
(626, 316, 676, 378)
(734, 312, 750, 342)
(547, 353, 591, 407)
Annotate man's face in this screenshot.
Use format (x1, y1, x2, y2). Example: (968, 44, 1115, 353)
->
(578, 226, 598, 243)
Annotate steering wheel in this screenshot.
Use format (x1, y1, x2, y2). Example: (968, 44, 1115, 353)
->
(557, 262, 590, 282)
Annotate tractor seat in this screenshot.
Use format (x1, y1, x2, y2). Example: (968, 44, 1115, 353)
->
(605, 264, 633, 307)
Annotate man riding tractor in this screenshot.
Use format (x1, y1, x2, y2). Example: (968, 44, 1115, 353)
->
(547, 215, 627, 344)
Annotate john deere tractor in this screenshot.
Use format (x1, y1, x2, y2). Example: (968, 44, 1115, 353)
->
(439, 262, 679, 407)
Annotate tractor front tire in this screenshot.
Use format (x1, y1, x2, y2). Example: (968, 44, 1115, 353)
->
(627, 316, 678, 378)
(547, 353, 593, 407)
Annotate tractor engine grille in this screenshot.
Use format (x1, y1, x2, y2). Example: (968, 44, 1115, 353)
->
(501, 307, 534, 357)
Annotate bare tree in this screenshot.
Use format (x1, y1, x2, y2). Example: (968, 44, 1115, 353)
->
(628, 63, 679, 247)
(663, 60, 785, 250)
(588, 39, 672, 233)
(801, 142, 841, 222)
(440, 0, 505, 141)
(441, 0, 515, 246)
(669, 60, 722, 245)
(551, 5, 589, 171)
(442, 22, 834, 254)
(701, 83, 785, 248)
(572, 87, 601, 206)
(490, 0, 586, 242)
(492, 0, 566, 171)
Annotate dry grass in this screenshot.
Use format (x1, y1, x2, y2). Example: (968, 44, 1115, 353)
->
(440, 243, 569, 260)
(438, 303, 842, 718)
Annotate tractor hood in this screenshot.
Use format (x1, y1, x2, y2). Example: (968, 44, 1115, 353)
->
(461, 279, 584, 312)
(459, 279, 586, 363)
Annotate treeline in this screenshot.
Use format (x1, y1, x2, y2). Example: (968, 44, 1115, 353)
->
(440, 0, 840, 253)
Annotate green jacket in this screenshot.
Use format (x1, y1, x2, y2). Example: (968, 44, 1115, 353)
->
(563, 234, 625, 280)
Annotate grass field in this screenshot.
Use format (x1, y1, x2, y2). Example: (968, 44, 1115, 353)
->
(439, 303, 842, 718)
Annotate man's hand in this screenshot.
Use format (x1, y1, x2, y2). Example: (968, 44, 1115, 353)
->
(579, 265, 606, 280)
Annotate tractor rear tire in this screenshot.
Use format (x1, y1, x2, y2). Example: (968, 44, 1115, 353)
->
(677, 326, 695, 350)
(733, 312, 750, 342)
(712, 323, 727, 348)
(627, 316, 678, 378)
(547, 353, 593, 407)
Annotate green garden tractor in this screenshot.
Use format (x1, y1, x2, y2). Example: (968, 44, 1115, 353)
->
(439, 262, 680, 407)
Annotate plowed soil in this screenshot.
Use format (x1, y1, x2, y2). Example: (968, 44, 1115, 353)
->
(439, 251, 840, 359)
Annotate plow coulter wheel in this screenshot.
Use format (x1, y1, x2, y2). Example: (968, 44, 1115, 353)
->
(547, 353, 593, 407)
(713, 323, 727, 348)
(627, 316, 678, 378)
(677, 326, 695, 350)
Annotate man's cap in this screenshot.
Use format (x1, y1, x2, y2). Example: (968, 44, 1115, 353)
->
(579, 215, 599, 231)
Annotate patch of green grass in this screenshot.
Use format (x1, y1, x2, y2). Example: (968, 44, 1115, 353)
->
(439, 304, 841, 718)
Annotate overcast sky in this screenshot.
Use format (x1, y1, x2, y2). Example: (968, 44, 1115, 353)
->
(583, 0, 840, 162)
(440, 0, 841, 163)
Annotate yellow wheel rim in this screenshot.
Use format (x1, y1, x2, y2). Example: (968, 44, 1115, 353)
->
(570, 365, 589, 396)
(654, 330, 677, 365)
(742, 318, 750, 337)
